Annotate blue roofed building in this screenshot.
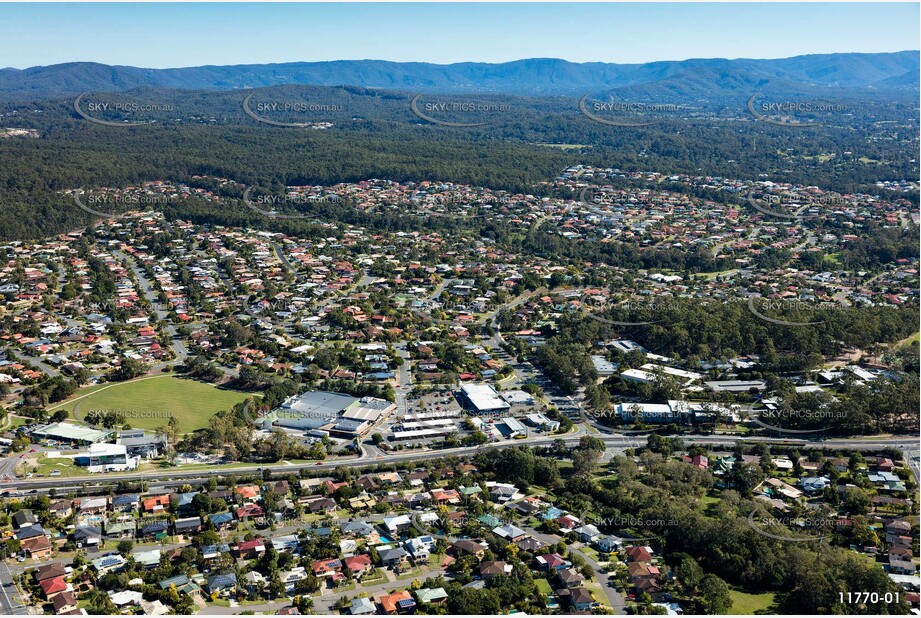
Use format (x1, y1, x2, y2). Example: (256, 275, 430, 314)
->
(176, 492, 200, 513)
(207, 572, 238, 596)
(112, 494, 140, 511)
(210, 512, 234, 529)
(800, 476, 831, 494)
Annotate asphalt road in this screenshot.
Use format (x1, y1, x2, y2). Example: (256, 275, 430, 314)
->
(0, 562, 27, 615)
(0, 451, 21, 483)
(2, 430, 916, 496)
(6, 347, 60, 378)
(116, 250, 189, 364)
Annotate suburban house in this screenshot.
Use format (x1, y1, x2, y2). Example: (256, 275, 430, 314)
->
(480, 561, 513, 580)
(558, 586, 594, 611)
(378, 589, 415, 614)
(378, 547, 408, 567)
(536, 553, 571, 571)
(344, 554, 373, 578)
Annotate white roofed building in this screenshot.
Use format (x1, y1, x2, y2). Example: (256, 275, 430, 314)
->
(616, 402, 675, 423)
(460, 383, 511, 413)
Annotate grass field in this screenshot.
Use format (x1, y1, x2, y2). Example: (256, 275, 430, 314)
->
(701, 269, 739, 280)
(727, 589, 778, 615)
(49, 375, 255, 434)
(535, 578, 553, 595)
(700, 495, 722, 518)
(5, 415, 29, 429)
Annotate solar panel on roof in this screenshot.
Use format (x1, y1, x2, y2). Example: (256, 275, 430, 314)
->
(398, 599, 416, 608)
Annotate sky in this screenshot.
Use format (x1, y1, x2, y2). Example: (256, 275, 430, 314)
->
(3, 3, 919, 69)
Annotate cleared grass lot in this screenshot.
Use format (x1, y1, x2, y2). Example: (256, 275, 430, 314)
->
(26, 455, 86, 478)
(727, 589, 778, 615)
(50, 375, 255, 433)
(534, 578, 553, 595)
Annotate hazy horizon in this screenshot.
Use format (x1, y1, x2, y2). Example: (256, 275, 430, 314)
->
(3, 3, 918, 69)
(7, 48, 921, 73)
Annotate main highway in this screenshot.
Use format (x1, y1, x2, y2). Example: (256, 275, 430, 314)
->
(1, 427, 916, 496)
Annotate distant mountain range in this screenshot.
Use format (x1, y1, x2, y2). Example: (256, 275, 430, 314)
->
(0, 52, 917, 100)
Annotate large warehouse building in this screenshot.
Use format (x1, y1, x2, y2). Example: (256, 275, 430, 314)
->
(270, 391, 395, 438)
(32, 422, 112, 446)
(460, 383, 511, 414)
